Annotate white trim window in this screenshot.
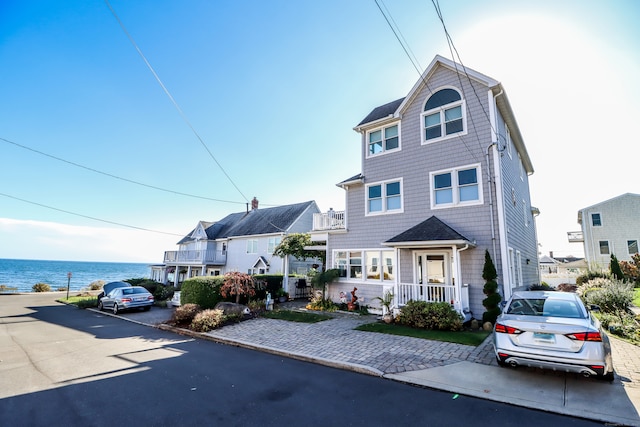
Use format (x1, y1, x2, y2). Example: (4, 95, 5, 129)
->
(591, 213, 602, 227)
(523, 199, 530, 227)
(366, 178, 403, 215)
(367, 123, 400, 157)
(334, 249, 395, 282)
(628, 240, 638, 255)
(430, 164, 482, 208)
(246, 239, 258, 254)
(267, 237, 281, 253)
(505, 126, 512, 159)
(599, 240, 610, 255)
(421, 87, 467, 144)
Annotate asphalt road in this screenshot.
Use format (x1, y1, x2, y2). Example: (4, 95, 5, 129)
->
(0, 293, 605, 427)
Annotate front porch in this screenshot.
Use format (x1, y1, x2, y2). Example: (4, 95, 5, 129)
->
(397, 282, 470, 315)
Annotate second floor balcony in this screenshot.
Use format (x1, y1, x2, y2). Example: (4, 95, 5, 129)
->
(313, 210, 345, 231)
(164, 249, 227, 265)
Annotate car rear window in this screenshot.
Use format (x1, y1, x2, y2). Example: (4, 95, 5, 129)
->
(122, 288, 148, 295)
(507, 298, 583, 318)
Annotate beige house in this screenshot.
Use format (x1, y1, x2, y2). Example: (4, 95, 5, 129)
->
(576, 193, 640, 271)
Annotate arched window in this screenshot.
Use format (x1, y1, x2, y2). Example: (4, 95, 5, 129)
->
(421, 88, 466, 143)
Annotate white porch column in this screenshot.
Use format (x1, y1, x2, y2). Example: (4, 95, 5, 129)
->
(452, 245, 462, 311)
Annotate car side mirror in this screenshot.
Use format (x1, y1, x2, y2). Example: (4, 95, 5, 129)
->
(589, 304, 601, 312)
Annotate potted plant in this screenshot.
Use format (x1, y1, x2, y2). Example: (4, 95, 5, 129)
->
(275, 288, 289, 303)
(375, 290, 394, 323)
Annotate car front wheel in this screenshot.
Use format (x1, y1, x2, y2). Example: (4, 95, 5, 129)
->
(97, 300, 103, 311)
(113, 304, 119, 315)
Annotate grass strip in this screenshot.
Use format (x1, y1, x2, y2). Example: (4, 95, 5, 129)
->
(355, 322, 491, 346)
(262, 310, 332, 323)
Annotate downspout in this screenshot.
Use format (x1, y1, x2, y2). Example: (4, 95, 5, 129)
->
(491, 88, 510, 299)
(488, 88, 503, 268)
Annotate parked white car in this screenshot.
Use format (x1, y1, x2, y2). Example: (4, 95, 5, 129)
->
(493, 291, 614, 381)
(170, 291, 181, 307)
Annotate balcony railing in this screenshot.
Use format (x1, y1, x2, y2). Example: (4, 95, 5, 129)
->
(163, 249, 227, 265)
(397, 283, 458, 306)
(313, 210, 345, 231)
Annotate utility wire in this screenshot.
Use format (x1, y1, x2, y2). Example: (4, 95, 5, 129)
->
(375, 0, 483, 164)
(0, 192, 184, 237)
(104, 0, 250, 203)
(0, 137, 246, 205)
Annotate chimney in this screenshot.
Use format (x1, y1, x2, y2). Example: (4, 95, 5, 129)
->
(251, 197, 259, 210)
(549, 251, 554, 258)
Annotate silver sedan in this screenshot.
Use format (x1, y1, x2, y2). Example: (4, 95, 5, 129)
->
(98, 286, 154, 314)
(493, 290, 614, 381)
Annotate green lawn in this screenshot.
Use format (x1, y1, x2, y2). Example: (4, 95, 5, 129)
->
(262, 310, 332, 323)
(58, 295, 97, 308)
(355, 322, 491, 346)
(634, 288, 640, 307)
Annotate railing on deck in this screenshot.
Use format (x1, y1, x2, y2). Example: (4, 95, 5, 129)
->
(397, 283, 457, 306)
(163, 249, 226, 265)
(312, 210, 345, 231)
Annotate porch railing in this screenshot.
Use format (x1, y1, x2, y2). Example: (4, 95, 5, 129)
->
(397, 283, 457, 306)
(163, 249, 226, 265)
(312, 210, 345, 231)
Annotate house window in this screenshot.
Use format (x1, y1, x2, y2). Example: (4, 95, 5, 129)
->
(628, 240, 638, 255)
(367, 124, 400, 157)
(246, 240, 258, 254)
(523, 200, 529, 227)
(268, 237, 281, 253)
(431, 165, 482, 208)
(505, 126, 512, 159)
(421, 88, 466, 144)
(334, 250, 395, 282)
(591, 213, 602, 227)
(366, 179, 403, 215)
(599, 240, 610, 255)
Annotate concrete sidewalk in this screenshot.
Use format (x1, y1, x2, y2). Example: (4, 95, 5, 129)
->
(114, 304, 640, 426)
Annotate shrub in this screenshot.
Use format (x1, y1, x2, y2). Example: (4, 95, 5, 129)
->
(252, 274, 283, 299)
(190, 309, 225, 332)
(577, 277, 633, 314)
(619, 253, 640, 285)
(596, 311, 640, 342)
(32, 282, 51, 292)
(154, 285, 174, 301)
(180, 276, 224, 309)
(576, 271, 607, 286)
(610, 254, 625, 281)
(481, 250, 501, 324)
(172, 303, 202, 324)
(306, 294, 338, 312)
(396, 300, 463, 331)
(221, 272, 256, 304)
(88, 280, 105, 291)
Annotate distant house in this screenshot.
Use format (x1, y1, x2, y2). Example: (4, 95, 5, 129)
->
(576, 193, 640, 270)
(152, 199, 321, 287)
(539, 252, 587, 287)
(311, 55, 539, 319)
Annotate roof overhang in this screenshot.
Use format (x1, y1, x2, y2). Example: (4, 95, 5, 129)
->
(382, 239, 476, 249)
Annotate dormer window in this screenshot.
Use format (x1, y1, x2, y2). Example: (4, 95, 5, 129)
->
(421, 88, 466, 144)
(367, 123, 400, 157)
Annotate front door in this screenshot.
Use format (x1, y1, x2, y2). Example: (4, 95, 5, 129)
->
(414, 251, 453, 303)
(415, 252, 451, 285)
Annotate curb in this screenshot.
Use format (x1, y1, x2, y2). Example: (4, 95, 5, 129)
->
(155, 323, 384, 378)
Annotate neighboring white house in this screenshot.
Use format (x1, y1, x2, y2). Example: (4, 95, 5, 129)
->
(152, 199, 321, 289)
(311, 55, 539, 319)
(576, 193, 640, 271)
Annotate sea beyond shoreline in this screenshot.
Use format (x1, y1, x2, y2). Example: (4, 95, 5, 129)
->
(0, 258, 151, 293)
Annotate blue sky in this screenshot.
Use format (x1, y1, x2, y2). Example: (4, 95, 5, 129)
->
(1, 0, 638, 263)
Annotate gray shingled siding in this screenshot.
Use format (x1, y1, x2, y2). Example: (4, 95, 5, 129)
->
(494, 113, 540, 291)
(328, 62, 537, 319)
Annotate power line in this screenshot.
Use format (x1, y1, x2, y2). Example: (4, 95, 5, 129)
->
(0, 192, 184, 237)
(0, 136, 247, 205)
(104, 0, 250, 203)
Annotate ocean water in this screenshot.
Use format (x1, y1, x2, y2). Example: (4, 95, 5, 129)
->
(0, 258, 151, 293)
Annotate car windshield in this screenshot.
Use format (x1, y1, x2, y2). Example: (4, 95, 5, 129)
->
(506, 297, 584, 318)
